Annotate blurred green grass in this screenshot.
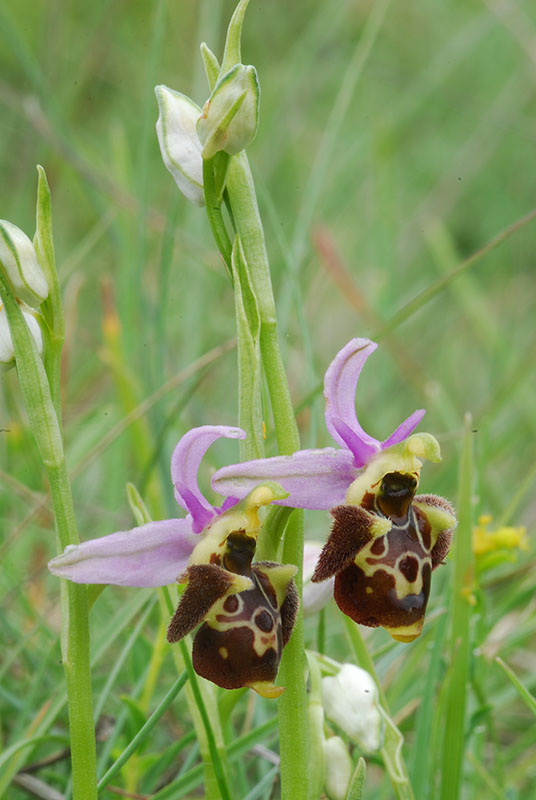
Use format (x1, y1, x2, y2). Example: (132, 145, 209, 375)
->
(1, 0, 535, 797)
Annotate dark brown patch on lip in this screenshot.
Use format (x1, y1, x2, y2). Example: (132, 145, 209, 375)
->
(414, 505, 432, 550)
(370, 536, 386, 556)
(361, 491, 376, 512)
(223, 594, 239, 613)
(255, 609, 274, 632)
(334, 560, 431, 632)
(253, 568, 278, 608)
(193, 623, 280, 690)
(399, 555, 419, 584)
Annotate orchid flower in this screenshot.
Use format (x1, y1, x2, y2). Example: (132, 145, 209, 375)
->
(212, 338, 426, 510)
(49, 425, 298, 696)
(312, 433, 457, 642)
(213, 338, 455, 641)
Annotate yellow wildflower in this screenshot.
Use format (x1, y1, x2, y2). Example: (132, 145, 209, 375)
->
(473, 515, 529, 557)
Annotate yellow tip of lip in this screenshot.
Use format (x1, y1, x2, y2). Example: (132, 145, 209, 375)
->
(390, 632, 420, 643)
(249, 681, 285, 699)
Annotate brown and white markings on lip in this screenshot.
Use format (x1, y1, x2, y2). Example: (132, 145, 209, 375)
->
(313, 470, 456, 643)
(166, 531, 298, 697)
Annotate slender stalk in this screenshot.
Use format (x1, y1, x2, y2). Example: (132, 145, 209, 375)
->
(203, 158, 233, 275)
(0, 274, 97, 800)
(205, 148, 308, 799)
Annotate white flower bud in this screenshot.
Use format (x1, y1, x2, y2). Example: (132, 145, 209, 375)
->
(155, 85, 204, 207)
(0, 303, 43, 370)
(323, 737, 353, 800)
(322, 664, 382, 751)
(0, 221, 49, 307)
(197, 64, 259, 159)
(302, 541, 334, 616)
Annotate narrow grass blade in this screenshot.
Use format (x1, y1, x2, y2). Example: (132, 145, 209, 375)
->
(410, 613, 448, 796)
(495, 658, 536, 716)
(97, 670, 188, 791)
(439, 414, 475, 800)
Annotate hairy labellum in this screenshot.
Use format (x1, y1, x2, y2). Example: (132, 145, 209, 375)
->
(313, 454, 456, 642)
(167, 532, 297, 696)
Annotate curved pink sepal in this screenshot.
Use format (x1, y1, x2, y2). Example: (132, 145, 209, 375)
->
(48, 518, 198, 587)
(324, 338, 380, 459)
(212, 447, 358, 510)
(171, 425, 246, 531)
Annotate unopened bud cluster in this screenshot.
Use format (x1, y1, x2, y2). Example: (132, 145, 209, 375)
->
(155, 61, 259, 206)
(0, 221, 48, 368)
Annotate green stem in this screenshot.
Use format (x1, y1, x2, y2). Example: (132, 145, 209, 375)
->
(223, 151, 307, 800)
(203, 158, 233, 276)
(0, 275, 97, 799)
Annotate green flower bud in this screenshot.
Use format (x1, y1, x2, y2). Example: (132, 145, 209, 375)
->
(0, 221, 49, 307)
(0, 302, 43, 370)
(323, 737, 353, 800)
(155, 85, 205, 207)
(197, 63, 259, 159)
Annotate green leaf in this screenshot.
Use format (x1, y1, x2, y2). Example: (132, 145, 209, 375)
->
(34, 165, 63, 338)
(221, 0, 250, 75)
(346, 758, 366, 800)
(120, 695, 148, 743)
(439, 414, 475, 800)
(200, 42, 220, 91)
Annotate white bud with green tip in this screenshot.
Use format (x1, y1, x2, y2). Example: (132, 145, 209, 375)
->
(197, 63, 259, 159)
(0, 302, 43, 369)
(0, 221, 49, 307)
(155, 85, 205, 207)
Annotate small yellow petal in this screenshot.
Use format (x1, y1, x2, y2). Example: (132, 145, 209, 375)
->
(249, 681, 285, 698)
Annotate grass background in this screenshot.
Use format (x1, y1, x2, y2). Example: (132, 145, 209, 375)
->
(0, 0, 535, 798)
